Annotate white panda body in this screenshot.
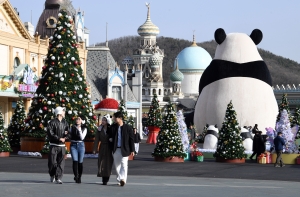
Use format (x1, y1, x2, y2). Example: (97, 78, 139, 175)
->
(194, 29, 278, 135)
(240, 127, 253, 151)
(203, 125, 219, 149)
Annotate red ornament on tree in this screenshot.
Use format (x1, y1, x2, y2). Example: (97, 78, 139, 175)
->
(74, 61, 78, 65)
(79, 61, 82, 65)
(42, 66, 46, 70)
(51, 94, 54, 97)
(71, 117, 75, 120)
(84, 87, 88, 91)
(73, 91, 77, 94)
(60, 51, 64, 55)
(93, 115, 97, 120)
(72, 43, 76, 47)
(51, 62, 55, 65)
(81, 106, 85, 109)
(70, 73, 74, 77)
(43, 106, 48, 111)
(61, 99, 65, 103)
(45, 82, 48, 85)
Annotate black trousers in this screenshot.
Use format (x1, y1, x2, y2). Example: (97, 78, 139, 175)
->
(102, 176, 110, 183)
(48, 146, 65, 180)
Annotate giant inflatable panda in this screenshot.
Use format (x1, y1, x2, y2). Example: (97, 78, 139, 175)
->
(194, 28, 278, 134)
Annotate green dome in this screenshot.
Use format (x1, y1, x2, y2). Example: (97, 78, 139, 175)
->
(170, 69, 184, 82)
(149, 53, 161, 66)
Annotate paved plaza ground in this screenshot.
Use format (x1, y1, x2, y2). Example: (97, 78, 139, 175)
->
(0, 140, 299, 197)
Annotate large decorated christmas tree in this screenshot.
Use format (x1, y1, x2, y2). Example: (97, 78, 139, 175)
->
(22, 9, 97, 139)
(147, 94, 162, 127)
(176, 110, 189, 152)
(276, 109, 298, 153)
(277, 94, 291, 123)
(152, 102, 185, 158)
(0, 111, 12, 153)
(7, 98, 26, 148)
(214, 101, 246, 160)
(118, 100, 128, 122)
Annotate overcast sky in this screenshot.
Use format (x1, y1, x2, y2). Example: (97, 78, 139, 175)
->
(9, 0, 300, 63)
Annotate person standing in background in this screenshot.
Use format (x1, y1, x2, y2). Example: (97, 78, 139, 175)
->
(133, 128, 141, 155)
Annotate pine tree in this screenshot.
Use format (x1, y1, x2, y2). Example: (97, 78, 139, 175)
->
(118, 100, 128, 122)
(7, 98, 26, 148)
(147, 94, 162, 127)
(22, 9, 97, 139)
(214, 101, 246, 159)
(176, 110, 189, 152)
(127, 115, 135, 128)
(291, 107, 300, 128)
(276, 109, 298, 153)
(152, 102, 185, 158)
(0, 111, 12, 153)
(277, 94, 291, 123)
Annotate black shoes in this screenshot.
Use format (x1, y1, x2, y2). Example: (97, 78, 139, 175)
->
(102, 182, 107, 185)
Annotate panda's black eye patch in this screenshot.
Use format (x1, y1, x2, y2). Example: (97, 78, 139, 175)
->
(198, 60, 272, 94)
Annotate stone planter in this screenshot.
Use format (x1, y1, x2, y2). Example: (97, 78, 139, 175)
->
(20, 137, 45, 152)
(146, 126, 160, 144)
(84, 138, 95, 154)
(154, 156, 184, 163)
(0, 152, 10, 157)
(216, 157, 245, 163)
(271, 153, 298, 164)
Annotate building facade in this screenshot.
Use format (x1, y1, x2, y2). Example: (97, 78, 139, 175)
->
(0, 0, 87, 127)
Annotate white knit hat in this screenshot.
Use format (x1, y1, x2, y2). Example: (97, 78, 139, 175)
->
(54, 106, 65, 116)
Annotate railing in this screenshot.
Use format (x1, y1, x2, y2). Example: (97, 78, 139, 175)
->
(273, 84, 300, 92)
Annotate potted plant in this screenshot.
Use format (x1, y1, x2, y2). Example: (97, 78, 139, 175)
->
(146, 94, 162, 144)
(0, 112, 12, 157)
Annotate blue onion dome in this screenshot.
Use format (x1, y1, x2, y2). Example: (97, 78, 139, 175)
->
(149, 53, 161, 67)
(170, 59, 184, 82)
(137, 4, 159, 36)
(122, 56, 134, 65)
(176, 36, 212, 72)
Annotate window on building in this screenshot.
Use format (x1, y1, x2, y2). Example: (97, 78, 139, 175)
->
(14, 57, 20, 69)
(159, 89, 161, 95)
(153, 89, 156, 95)
(142, 89, 145, 95)
(112, 86, 121, 101)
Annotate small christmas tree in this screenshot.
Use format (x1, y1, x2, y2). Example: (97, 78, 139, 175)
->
(291, 107, 300, 128)
(0, 111, 12, 153)
(277, 94, 291, 123)
(275, 109, 298, 153)
(176, 110, 189, 152)
(118, 100, 128, 122)
(197, 125, 207, 143)
(7, 98, 26, 148)
(214, 101, 246, 159)
(147, 94, 162, 127)
(152, 102, 185, 158)
(127, 115, 135, 128)
(22, 9, 97, 139)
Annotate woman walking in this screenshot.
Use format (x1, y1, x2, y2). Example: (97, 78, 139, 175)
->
(69, 115, 87, 183)
(93, 115, 114, 185)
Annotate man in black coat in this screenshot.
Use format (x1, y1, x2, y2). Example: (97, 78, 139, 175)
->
(249, 131, 266, 161)
(109, 112, 134, 187)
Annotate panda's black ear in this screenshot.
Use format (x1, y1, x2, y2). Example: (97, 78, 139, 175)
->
(206, 124, 209, 127)
(215, 124, 218, 128)
(250, 29, 263, 45)
(214, 28, 226, 44)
